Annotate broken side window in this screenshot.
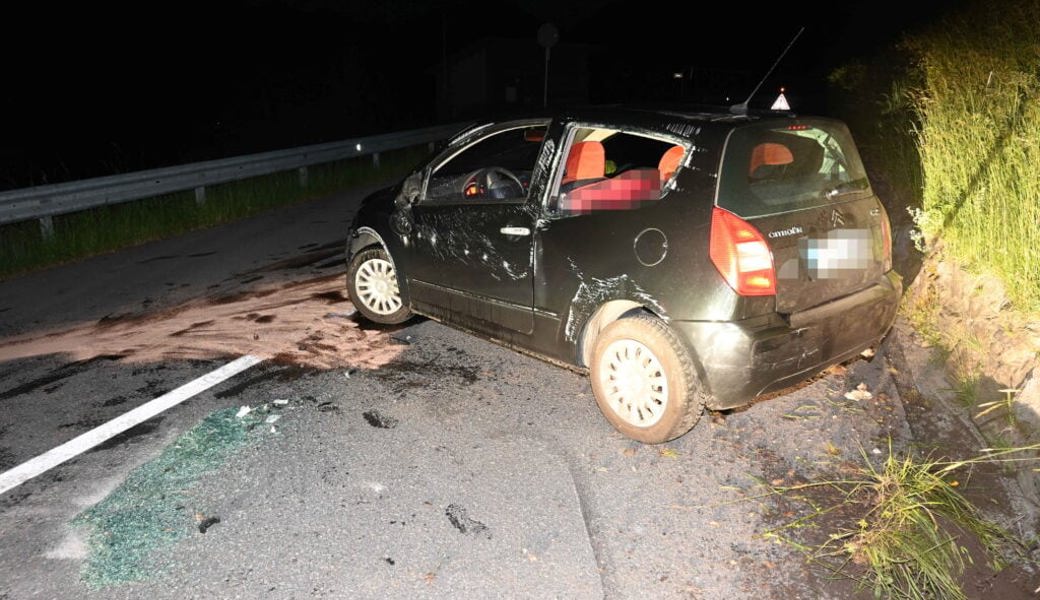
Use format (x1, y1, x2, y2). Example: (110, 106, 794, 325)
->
(424, 125, 547, 205)
(550, 127, 686, 216)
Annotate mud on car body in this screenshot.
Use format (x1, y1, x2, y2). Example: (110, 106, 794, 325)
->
(345, 107, 901, 444)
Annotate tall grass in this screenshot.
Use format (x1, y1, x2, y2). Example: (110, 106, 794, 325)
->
(830, 0, 1040, 311)
(828, 49, 924, 218)
(761, 442, 1038, 600)
(0, 145, 430, 279)
(907, 0, 1040, 311)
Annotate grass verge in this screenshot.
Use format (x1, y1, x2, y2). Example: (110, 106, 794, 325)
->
(72, 406, 273, 588)
(831, 0, 1039, 311)
(758, 442, 1039, 600)
(0, 145, 430, 280)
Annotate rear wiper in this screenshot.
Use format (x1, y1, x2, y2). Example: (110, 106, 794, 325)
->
(824, 179, 868, 200)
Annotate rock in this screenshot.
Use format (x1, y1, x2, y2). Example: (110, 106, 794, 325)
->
(1012, 370, 1040, 440)
(966, 273, 1009, 318)
(996, 346, 1039, 388)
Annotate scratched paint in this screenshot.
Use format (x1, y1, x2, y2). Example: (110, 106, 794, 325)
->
(413, 218, 530, 282)
(562, 260, 665, 342)
(535, 138, 556, 177)
(666, 122, 702, 138)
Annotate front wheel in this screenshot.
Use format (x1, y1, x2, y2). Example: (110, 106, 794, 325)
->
(589, 314, 707, 444)
(346, 248, 412, 325)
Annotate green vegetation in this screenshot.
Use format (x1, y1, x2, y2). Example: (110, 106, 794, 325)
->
(950, 374, 982, 409)
(909, 0, 1040, 311)
(831, 0, 1040, 312)
(73, 407, 269, 587)
(0, 146, 430, 279)
(975, 387, 1022, 425)
(761, 442, 1038, 600)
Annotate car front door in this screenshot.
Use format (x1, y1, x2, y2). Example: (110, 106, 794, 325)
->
(400, 120, 552, 336)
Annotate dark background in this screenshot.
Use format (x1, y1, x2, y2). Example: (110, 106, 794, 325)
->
(1, 0, 954, 190)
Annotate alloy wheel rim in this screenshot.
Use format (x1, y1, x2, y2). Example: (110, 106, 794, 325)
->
(355, 258, 402, 315)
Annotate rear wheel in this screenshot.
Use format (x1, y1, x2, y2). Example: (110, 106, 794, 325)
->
(589, 313, 706, 444)
(346, 248, 411, 324)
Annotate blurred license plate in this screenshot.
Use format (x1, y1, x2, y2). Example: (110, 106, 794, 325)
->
(799, 229, 871, 279)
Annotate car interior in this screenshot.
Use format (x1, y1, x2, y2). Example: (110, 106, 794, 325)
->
(424, 126, 547, 203)
(555, 127, 685, 214)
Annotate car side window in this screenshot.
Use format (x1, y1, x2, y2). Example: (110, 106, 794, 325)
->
(423, 126, 547, 205)
(548, 127, 686, 216)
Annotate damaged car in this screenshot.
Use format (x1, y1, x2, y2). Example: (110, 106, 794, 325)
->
(345, 107, 901, 443)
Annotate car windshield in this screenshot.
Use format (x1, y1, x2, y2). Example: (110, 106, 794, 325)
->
(716, 120, 870, 218)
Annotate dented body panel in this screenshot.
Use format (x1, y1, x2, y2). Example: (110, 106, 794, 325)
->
(347, 106, 901, 411)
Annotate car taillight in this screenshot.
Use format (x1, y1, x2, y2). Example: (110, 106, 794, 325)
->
(879, 205, 893, 272)
(709, 207, 776, 296)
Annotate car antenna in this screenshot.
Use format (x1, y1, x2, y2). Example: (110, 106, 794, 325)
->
(730, 26, 805, 115)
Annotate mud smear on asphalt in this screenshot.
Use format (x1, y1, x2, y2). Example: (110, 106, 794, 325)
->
(349, 313, 402, 332)
(362, 409, 398, 429)
(445, 504, 491, 538)
(253, 248, 342, 272)
(0, 355, 124, 402)
(0, 274, 405, 370)
(92, 417, 165, 452)
(137, 255, 179, 265)
(102, 395, 129, 407)
(372, 357, 479, 393)
(0, 446, 16, 470)
(214, 364, 310, 399)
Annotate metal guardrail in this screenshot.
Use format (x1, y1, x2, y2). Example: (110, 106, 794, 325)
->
(0, 122, 468, 234)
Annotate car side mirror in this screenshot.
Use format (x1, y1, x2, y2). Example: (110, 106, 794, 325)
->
(395, 172, 423, 208)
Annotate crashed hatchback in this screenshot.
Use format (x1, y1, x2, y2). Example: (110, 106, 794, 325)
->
(345, 107, 901, 443)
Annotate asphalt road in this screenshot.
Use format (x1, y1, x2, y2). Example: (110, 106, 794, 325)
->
(0, 185, 1035, 599)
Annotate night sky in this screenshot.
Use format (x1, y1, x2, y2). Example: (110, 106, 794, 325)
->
(2, 0, 956, 190)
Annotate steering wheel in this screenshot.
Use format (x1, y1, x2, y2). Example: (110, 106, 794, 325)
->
(462, 167, 525, 200)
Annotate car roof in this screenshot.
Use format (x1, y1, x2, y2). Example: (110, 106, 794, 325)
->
(449, 104, 811, 146)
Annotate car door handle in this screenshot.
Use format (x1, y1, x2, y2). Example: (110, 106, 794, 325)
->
(500, 227, 531, 236)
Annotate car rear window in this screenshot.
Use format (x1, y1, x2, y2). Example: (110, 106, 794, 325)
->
(716, 120, 870, 218)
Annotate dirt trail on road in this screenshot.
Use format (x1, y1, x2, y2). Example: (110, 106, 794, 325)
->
(0, 274, 403, 370)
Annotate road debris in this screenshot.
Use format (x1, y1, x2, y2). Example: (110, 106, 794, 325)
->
(844, 383, 874, 401)
(273, 398, 290, 407)
(73, 407, 269, 587)
(196, 515, 221, 534)
(362, 410, 398, 429)
(445, 504, 490, 538)
(235, 406, 252, 418)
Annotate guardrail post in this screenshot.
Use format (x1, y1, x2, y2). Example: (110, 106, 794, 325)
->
(298, 167, 308, 188)
(39, 216, 54, 239)
(194, 186, 206, 205)
(372, 153, 381, 169)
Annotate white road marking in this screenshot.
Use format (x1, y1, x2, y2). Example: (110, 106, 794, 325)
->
(0, 354, 263, 496)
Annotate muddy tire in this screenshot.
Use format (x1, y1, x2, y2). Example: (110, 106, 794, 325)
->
(589, 313, 706, 444)
(346, 247, 411, 325)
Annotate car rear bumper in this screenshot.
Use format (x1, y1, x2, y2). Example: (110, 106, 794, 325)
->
(672, 271, 902, 410)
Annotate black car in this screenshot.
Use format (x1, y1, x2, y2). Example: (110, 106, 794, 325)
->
(345, 107, 901, 444)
